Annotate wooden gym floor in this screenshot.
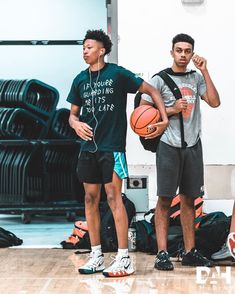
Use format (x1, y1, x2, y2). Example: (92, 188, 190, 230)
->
(0, 248, 235, 294)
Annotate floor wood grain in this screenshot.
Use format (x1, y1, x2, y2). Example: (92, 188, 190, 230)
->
(0, 249, 235, 294)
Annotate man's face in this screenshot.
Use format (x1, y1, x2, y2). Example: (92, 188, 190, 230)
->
(171, 42, 194, 67)
(83, 39, 104, 65)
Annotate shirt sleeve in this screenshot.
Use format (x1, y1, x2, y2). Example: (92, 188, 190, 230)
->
(197, 73, 207, 97)
(119, 66, 144, 93)
(141, 75, 162, 103)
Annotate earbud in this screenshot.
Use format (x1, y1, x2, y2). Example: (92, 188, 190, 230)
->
(99, 50, 104, 56)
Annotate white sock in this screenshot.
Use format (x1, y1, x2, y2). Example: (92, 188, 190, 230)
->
(91, 245, 102, 256)
(117, 248, 128, 258)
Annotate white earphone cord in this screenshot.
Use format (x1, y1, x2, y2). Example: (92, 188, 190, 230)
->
(88, 57, 100, 153)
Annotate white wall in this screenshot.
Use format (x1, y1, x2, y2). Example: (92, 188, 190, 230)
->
(0, 0, 234, 211)
(0, 0, 107, 108)
(118, 0, 235, 165)
(118, 0, 235, 210)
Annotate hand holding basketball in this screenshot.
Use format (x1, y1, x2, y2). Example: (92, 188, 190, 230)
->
(130, 105, 161, 137)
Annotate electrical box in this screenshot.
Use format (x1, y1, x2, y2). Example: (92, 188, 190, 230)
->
(124, 176, 149, 212)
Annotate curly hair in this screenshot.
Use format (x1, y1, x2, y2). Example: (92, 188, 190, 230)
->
(83, 29, 113, 55)
(172, 33, 194, 51)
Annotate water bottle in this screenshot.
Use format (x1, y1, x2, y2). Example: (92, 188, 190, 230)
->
(128, 217, 136, 252)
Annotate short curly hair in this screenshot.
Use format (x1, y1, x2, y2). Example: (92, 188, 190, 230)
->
(172, 33, 194, 51)
(83, 29, 113, 55)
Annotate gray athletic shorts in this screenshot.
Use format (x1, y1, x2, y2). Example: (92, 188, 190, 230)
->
(156, 139, 204, 198)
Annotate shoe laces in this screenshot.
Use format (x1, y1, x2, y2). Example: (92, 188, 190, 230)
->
(85, 252, 103, 267)
(156, 250, 169, 260)
(221, 243, 228, 251)
(189, 249, 206, 261)
(107, 255, 130, 272)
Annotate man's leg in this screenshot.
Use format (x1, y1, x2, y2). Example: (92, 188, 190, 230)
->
(155, 196, 172, 251)
(230, 202, 235, 232)
(154, 196, 174, 270)
(83, 183, 102, 246)
(102, 172, 134, 277)
(79, 183, 105, 274)
(105, 172, 127, 248)
(180, 194, 213, 267)
(179, 194, 195, 252)
(227, 202, 235, 258)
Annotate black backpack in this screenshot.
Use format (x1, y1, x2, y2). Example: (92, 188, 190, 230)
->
(100, 193, 136, 252)
(133, 219, 156, 254)
(132, 210, 230, 258)
(135, 68, 196, 152)
(0, 227, 23, 248)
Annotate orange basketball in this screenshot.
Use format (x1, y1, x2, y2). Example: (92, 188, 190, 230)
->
(130, 105, 161, 136)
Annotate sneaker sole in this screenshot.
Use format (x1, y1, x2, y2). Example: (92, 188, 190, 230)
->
(154, 265, 174, 271)
(79, 267, 105, 274)
(213, 259, 235, 266)
(211, 256, 234, 262)
(181, 261, 214, 267)
(103, 270, 135, 277)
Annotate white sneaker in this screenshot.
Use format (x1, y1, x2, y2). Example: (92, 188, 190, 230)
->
(79, 252, 105, 274)
(103, 255, 134, 277)
(211, 243, 232, 260)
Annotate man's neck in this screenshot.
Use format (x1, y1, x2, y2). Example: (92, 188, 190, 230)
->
(171, 65, 187, 73)
(89, 61, 105, 72)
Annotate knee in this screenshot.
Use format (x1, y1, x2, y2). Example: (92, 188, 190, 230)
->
(180, 195, 194, 209)
(106, 192, 119, 210)
(157, 197, 172, 210)
(85, 192, 98, 206)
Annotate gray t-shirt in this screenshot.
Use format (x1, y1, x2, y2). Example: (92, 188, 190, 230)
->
(142, 71, 206, 147)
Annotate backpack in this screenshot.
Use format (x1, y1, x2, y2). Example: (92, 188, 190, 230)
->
(62, 193, 136, 252)
(60, 221, 90, 250)
(169, 195, 205, 229)
(195, 213, 231, 258)
(145, 195, 205, 229)
(133, 219, 184, 255)
(0, 227, 23, 248)
(100, 193, 136, 252)
(133, 219, 156, 254)
(135, 68, 196, 152)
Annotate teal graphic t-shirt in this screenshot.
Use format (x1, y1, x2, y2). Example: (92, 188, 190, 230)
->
(67, 63, 143, 152)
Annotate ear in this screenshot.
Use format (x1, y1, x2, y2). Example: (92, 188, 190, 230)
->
(99, 49, 105, 56)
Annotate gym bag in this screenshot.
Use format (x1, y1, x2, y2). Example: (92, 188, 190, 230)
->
(100, 193, 136, 252)
(0, 227, 23, 248)
(60, 221, 90, 249)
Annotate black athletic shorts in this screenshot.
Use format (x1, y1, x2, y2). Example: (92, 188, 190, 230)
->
(156, 139, 204, 198)
(76, 151, 128, 184)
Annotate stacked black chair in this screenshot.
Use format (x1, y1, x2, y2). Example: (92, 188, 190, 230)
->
(0, 108, 46, 139)
(47, 108, 77, 139)
(42, 140, 82, 202)
(0, 79, 84, 222)
(0, 79, 59, 118)
(0, 142, 43, 204)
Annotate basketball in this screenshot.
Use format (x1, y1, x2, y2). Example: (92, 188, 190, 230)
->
(130, 105, 161, 136)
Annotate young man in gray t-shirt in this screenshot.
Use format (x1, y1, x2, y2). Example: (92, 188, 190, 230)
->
(141, 33, 220, 270)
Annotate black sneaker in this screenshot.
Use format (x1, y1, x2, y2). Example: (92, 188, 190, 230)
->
(154, 250, 174, 271)
(181, 248, 214, 267)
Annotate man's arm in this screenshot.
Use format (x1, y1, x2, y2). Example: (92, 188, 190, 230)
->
(138, 81, 168, 138)
(192, 54, 220, 108)
(69, 104, 93, 141)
